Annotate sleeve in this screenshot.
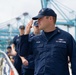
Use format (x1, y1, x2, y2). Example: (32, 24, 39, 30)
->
(19, 34, 30, 57)
(12, 36, 17, 45)
(68, 35, 76, 75)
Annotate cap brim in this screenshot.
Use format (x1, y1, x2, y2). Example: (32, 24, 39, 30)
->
(20, 28, 25, 29)
(32, 14, 44, 20)
(34, 24, 38, 26)
(19, 27, 25, 29)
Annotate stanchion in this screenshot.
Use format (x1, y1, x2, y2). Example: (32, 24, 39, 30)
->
(10, 69, 14, 75)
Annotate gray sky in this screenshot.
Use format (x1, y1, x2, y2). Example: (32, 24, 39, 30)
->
(0, 0, 76, 23)
(0, 0, 41, 23)
(0, 0, 76, 38)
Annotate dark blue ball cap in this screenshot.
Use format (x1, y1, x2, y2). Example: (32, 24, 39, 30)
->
(32, 8, 57, 20)
(19, 25, 25, 29)
(7, 46, 11, 49)
(34, 21, 38, 26)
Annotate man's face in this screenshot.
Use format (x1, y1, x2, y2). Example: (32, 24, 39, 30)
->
(38, 16, 50, 30)
(33, 26, 40, 33)
(7, 49, 11, 52)
(19, 28, 25, 34)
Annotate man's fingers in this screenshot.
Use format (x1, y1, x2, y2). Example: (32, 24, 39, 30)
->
(27, 20, 33, 28)
(23, 60, 28, 66)
(25, 20, 33, 34)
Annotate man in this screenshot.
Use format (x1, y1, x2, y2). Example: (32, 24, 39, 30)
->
(20, 8, 76, 75)
(6, 46, 14, 63)
(6, 46, 12, 57)
(11, 25, 25, 75)
(29, 21, 40, 37)
(21, 21, 40, 75)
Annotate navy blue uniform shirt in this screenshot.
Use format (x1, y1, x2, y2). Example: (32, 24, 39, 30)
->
(12, 35, 21, 53)
(12, 35, 22, 74)
(21, 33, 35, 70)
(20, 27, 76, 75)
